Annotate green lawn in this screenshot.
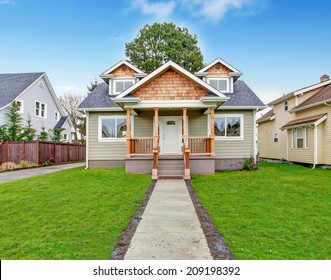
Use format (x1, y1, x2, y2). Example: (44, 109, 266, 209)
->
(0, 167, 151, 260)
(192, 162, 331, 260)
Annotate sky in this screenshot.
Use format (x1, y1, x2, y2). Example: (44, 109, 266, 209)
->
(0, 0, 330, 105)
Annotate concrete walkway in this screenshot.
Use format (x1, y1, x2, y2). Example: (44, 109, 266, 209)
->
(0, 162, 85, 184)
(124, 179, 212, 260)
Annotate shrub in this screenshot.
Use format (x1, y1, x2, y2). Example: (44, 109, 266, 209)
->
(19, 161, 37, 168)
(243, 156, 258, 170)
(1, 162, 18, 171)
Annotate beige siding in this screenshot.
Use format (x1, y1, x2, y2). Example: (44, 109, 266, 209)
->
(188, 111, 208, 136)
(134, 111, 153, 137)
(88, 112, 126, 160)
(288, 127, 314, 163)
(215, 111, 254, 158)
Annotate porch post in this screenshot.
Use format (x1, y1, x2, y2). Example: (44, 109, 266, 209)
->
(210, 106, 215, 156)
(152, 108, 159, 179)
(126, 108, 131, 157)
(182, 108, 187, 148)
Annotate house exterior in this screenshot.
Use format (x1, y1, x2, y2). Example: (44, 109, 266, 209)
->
(0, 72, 73, 142)
(78, 58, 265, 179)
(257, 75, 331, 167)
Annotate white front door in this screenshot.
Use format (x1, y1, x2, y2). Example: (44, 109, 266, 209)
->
(160, 117, 182, 154)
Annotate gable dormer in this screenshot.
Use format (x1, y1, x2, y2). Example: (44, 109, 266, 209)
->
(100, 60, 146, 95)
(195, 58, 242, 93)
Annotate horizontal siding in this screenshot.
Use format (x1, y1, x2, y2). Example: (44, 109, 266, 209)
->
(288, 127, 314, 164)
(88, 112, 126, 160)
(215, 111, 254, 158)
(0, 108, 9, 126)
(188, 111, 208, 136)
(134, 111, 153, 137)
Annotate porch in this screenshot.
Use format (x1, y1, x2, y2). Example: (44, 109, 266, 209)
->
(124, 107, 217, 179)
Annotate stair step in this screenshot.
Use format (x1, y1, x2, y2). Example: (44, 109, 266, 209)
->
(158, 170, 184, 175)
(158, 175, 184, 179)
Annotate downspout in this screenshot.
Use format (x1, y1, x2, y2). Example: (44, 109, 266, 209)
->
(253, 108, 258, 163)
(312, 124, 317, 169)
(85, 110, 89, 169)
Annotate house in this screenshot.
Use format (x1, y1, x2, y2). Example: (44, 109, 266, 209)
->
(0, 72, 73, 142)
(257, 74, 331, 167)
(78, 58, 265, 179)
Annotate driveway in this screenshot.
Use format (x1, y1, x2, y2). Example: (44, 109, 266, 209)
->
(0, 162, 85, 184)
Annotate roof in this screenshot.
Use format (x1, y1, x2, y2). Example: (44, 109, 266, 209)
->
(100, 60, 144, 77)
(0, 72, 44, 108)
(290, 84, 331, 112)
(256, 108, 275, 123)
(77, 82, 121, 110)
(281, 113, 327, 130)
(54, 116, 69, 129)
(221, 80, 265, 108)
(197, 57, 242, 74)
(116, 60, 229, 100)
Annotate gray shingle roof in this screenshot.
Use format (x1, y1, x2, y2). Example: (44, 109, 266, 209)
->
(54, 116, 68, 129)
(78, 82, 120, 109)
(0, 72, 44, 108)
(222, 80, 265, 107)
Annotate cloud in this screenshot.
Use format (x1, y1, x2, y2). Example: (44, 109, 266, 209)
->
(0, 0, 14, 4)
(130, 0, 176, 18)
(180, 0, 266, 22)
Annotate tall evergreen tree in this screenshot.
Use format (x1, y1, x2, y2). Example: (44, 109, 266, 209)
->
(22, 117, 36, 141)
(6, 101, 23, 141)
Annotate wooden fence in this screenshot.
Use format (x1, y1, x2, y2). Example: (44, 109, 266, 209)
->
(0, 140, 86, 165)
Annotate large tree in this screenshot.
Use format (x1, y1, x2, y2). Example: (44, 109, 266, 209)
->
(125, 22, 204, 73)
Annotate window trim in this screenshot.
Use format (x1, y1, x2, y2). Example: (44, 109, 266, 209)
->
(273, 132, 279, 143)
(35, 100, 47, 118)
(98, 115, 129, 142)
(284, 100, 288, 111)
(212, 114, 244, 140)
(206, 77, 230, 93)
(54, 111, 59, 121)
(15, 100, 24, 113)
(112, 79, 135, 95)
(292, 127, 308, 149)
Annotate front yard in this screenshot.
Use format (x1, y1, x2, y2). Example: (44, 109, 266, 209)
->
(192, 162, 331, 259)
(0, 168, 150, 259)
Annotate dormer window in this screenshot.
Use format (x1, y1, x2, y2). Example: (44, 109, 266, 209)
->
(207, 77, 229, 92)
(113, 79, 134, 94)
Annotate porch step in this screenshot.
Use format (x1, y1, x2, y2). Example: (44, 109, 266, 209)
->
(157, 158, 185, 179)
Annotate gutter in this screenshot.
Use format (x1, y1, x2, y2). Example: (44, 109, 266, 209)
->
(290, 98, 331, 113)
(85, 111, 89, 169)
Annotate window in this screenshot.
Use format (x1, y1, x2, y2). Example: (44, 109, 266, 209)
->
(35, 101, 46, 118)
(207, 78, 229, 92)
(63, 133, 67, 140)
(54, 112, 59, 121)
(273, 132, 279, 143)
(292, 127, 308, 149)
(15, 100, 23, 113)
(113, 80, 134, 94)
(284, 100, 288, 111)
(214, 114, 243, 139)
(98, 116, 127, 140)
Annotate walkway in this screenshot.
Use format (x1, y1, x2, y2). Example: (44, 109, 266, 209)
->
(0, 162, 85, 184)
(124, 179, 212, 260)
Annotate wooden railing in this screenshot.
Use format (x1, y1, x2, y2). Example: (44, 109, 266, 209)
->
(187, 136, 212, 155)
(129, 137, 154, 155)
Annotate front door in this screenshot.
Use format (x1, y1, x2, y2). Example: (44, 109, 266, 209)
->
(160, 117, 182, 154)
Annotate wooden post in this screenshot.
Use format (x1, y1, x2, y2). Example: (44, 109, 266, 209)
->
(5, 140, 9, 162)
(78, 144, 80, 161)
(126, 108, 131, 157)
(36, 140, 40, 165)
(67, 143, 70, 162)
(182, 108, 187, 149)
(54, 142, 56, 163)
(22, 141, 25, 161)
(153, 108, 159, 149)
(210, 107, 215, 156)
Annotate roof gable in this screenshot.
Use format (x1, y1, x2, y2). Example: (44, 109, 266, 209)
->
(100, 60, 144, 77)
(198, 57, 242, 74)
(116, 60, 228, 100)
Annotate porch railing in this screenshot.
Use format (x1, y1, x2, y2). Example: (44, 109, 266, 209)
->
(129, 137, 154, 155)
(186, 136, 212, 155)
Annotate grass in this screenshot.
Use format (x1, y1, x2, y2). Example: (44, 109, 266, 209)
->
(192, 162, 331, 260)
(0, 167, 151, 260)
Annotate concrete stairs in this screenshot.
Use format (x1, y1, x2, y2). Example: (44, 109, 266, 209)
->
(157, 155, 185, 179)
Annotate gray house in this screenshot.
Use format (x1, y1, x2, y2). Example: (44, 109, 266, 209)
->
(78, 58, 265, 179)
(0, 72, 73, 142)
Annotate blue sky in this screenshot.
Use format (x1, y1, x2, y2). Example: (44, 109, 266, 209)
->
(0, 0, 330, 103)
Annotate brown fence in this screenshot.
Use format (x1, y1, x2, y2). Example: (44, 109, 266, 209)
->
(0, 140, 86, 165)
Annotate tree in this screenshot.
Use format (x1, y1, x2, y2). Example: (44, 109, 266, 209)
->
(38, 127, 49, 141)
(22, 117, 36, 141)
(87, 79, 98, 94)
(6, 101, 23, 141)
(49, 128, 65, 142)
(59, 90, 84, 142)
(125, 22, 204, 73)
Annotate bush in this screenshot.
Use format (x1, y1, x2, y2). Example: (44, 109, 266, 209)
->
(243, 156, 258, 170)
(19, 161, 37, 168)
(1, 162, 18, 171)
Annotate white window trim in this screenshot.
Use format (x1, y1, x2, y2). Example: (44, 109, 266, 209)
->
(210, 114, 244, 140)
(35, 100, 47, 118)
(112, 79, 135, 95)
(284, 100, 288, 111)
(98, 115, 129, 142)
(54, 111, 59, 121)
(206, 77, 230, 93)
(291, 127, 308, 149)
(273, 132, 279, 143)
(15, 100, 24, 113)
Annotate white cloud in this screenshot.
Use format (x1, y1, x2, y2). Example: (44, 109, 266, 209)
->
(130, 0, 176, 18)
(180, 0, 264, 22)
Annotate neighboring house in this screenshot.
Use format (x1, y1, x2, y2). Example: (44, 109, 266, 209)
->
(257, 74, 331, 167)
(0, 72, 73, 142)
(78, 58, 265, 179)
